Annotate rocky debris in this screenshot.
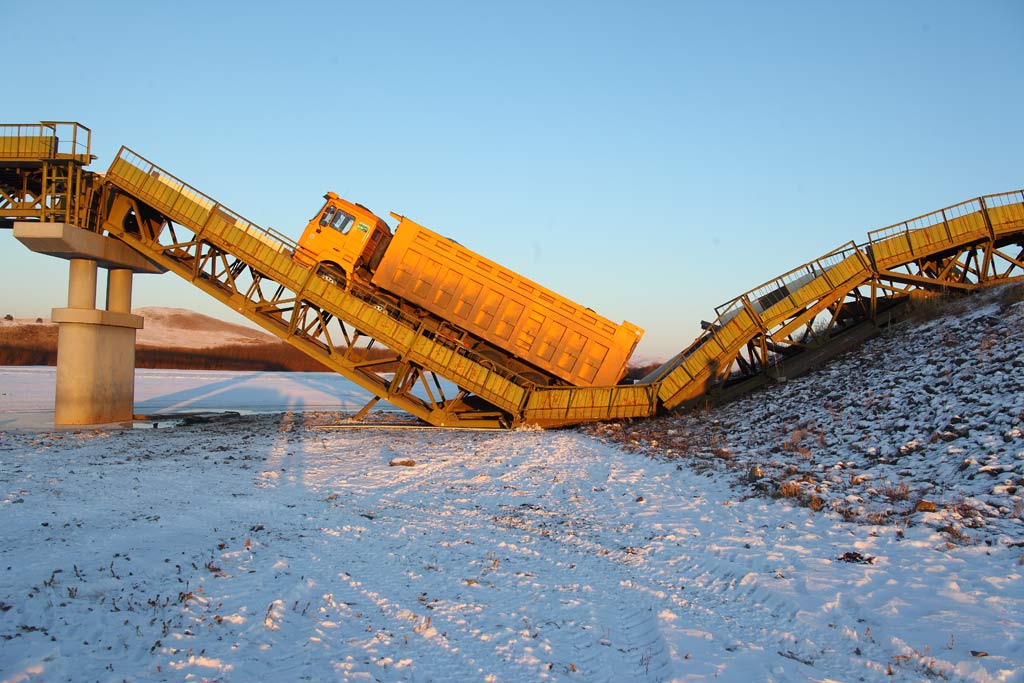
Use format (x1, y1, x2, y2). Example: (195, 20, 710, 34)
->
(837, 551, 876, 564)
(584, 285, 1024, 546)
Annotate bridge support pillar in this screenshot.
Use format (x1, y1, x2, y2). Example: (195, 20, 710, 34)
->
(51, 266, 144, 426)
(12, 222, 164, 426)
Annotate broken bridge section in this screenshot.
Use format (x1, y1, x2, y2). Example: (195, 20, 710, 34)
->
(2, 120, 1023, 427)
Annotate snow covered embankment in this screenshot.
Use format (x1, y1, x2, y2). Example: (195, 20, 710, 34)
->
(587, 283, 1024, 546)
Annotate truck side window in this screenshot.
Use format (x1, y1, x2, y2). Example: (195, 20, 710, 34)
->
(320, 206, 336, 227)
(330, 210, 355, 234)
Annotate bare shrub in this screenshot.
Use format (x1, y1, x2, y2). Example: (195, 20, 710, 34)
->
(938, 524, 974, 545)
(947, 494, 976, 519)
(906, 292, 952, 323)
(783, 429, 806, 452)
(777, 480, 802, 498)
(878, 481, 911, 502)
(996, 281, 1024, 308)
(865, 511, 891, 525)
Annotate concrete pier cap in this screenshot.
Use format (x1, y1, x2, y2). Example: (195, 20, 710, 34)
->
(13, 222, 166, 426)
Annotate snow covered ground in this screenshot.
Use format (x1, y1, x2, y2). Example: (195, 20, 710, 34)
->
(0, 286, 1022, 682)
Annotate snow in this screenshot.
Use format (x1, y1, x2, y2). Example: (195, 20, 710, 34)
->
(132, 307, 275, 349)
(587, 286, 1024, 546)
(0, 307, 275, 350)
(1, 286, 1022, 682)
(0, 368, 378, 429)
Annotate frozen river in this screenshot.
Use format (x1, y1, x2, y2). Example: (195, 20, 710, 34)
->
(0, 366, 379, 428)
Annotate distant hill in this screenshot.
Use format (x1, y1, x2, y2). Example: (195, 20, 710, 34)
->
(0, 307, 333, 371)
(134, 307, 278, 349)
(1, 306, 660, 375)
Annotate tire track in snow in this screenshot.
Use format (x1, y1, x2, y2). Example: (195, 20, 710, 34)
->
(327, 429, 912, 681)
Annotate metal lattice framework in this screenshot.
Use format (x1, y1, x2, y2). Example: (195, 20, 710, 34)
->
(0, 122, 95, 229)
(2, 121, 1023, 427)
(99, 167, 524, 428)
(649, 191, 1024, 409)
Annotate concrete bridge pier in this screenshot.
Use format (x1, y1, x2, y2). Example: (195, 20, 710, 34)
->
(13, 223, 164, 426)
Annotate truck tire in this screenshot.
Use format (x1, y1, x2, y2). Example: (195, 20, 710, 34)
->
(318, 262, 346, 288)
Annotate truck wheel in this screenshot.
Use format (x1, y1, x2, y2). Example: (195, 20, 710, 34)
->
(519, 371, 549, 387)
(318, 262, 346, 288)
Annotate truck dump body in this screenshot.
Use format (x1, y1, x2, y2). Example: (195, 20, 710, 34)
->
(372, 215, 644, 387)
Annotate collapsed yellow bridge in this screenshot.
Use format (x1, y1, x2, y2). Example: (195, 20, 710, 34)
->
(2, 122, 1023, 428)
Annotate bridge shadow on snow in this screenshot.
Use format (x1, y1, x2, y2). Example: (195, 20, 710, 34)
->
(133, 371, 377, 415)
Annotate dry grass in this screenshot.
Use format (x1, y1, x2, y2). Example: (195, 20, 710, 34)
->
(878, 481, 912, 502)
(996, 281, 1024, 308)
(0, 316, 402, 372)
(905, 292, 954, 323)
(777, 480, 802, 499)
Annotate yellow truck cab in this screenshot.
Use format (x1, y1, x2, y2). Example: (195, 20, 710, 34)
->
(294, 192, 392, 284)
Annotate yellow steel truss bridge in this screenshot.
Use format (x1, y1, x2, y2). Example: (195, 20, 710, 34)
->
(2, 122, 1022, 428)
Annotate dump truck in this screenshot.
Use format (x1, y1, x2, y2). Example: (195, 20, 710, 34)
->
(293, 193, 643, 387)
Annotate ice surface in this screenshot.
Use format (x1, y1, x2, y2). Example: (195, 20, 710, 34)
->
(0, 367, 379, 428)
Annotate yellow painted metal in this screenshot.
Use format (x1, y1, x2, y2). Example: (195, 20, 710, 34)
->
(0, 123, 95, 226)
(104, 148, 530, 427)
(0, 133, 55, 159)
(867, 198, 993, 269)
(983, 192, 1024, 238)
(0, 122, 92, 162)
(294, 194, 644, 388)
(8, 122, 1024, 428)
(656, 194, 1024, 412)
(523, 383, 657, 426)
(373, 214, 643, 387)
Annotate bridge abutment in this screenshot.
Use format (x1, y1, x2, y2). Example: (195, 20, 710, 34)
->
(13, 223, 163, 426)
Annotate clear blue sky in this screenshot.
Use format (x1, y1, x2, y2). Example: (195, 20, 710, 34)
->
(3, 0, 1022, 360)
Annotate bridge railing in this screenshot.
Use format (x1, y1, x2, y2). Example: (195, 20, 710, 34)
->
(981, 190, 1024, 237)
(109, 147, 297, 255)
(865, 196, 990, 267)
(0, 123, 57, 159)
(0, 122, 92, 161)
(715, 242, 864, 324)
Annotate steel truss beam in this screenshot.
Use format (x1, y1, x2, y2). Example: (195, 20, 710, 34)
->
(5, 125, 1023, 428)
(654, 193, 1024, 410)
(100, 189, 513, 428)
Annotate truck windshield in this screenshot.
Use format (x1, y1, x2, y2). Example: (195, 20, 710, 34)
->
(329, 209, 355, 234)
(319, 206, 336, 227)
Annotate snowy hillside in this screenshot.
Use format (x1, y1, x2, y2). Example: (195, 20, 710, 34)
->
(0, 307, 274, 350)
(0, 284, 1021, 682)
(0, 307, 331, 371)
(587, 283, 1024, 546)
(133, 307, 275, 349)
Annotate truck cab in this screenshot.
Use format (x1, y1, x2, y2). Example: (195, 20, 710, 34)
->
(294, 192, 392, 284)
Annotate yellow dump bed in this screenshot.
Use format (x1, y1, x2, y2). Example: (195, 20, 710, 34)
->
(372, 215, 643, 387)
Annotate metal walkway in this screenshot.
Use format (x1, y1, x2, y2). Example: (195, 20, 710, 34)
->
(646, 192, 1024, 410)
(3, 122, 1023, 427)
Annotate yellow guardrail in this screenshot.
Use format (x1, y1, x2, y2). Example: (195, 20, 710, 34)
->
(0, 122, 91, 161)
(104, 147, 543, 425)
(98, 143, 1024, 425)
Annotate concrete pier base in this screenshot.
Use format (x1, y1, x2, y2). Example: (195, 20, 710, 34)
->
(51, 306, 143, 424)
(13, 222, 164, 426)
